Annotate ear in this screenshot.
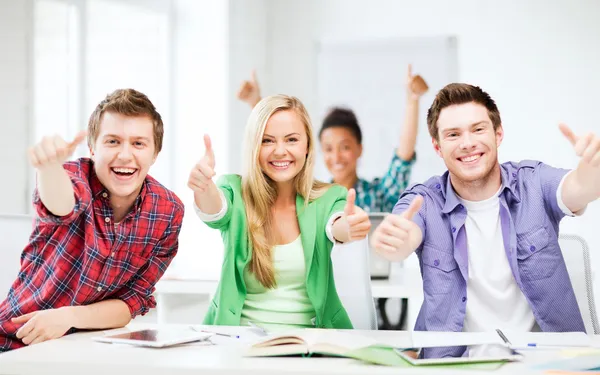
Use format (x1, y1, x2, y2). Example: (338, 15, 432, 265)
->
(432, 137, 443, 158)
(89, 146, 95, 160)
(495, 124, 504, 148)
(357, 143, 363, 158)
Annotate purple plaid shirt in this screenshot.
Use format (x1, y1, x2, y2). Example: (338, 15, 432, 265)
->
(393, 160, 585, 358)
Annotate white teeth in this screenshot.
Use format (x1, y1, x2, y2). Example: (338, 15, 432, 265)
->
(461, 154, 481, 163)
(112, 167, 136, 174)
(272, 161, 290, 167)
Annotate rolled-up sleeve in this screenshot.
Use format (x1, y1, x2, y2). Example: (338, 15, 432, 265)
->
(111, 207, 184, 317)
(33, 171, 92, 225)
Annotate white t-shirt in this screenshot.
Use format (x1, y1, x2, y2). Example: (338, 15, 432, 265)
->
(459, 174, 578, 332)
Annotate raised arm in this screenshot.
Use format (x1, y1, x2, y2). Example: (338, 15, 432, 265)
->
(397, 64, 428, 161)
(188, 134, 222, 214)
(558, 123, 600, 213)
(27, 131, 87, 216)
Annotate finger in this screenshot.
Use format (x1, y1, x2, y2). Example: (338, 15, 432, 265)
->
(21, 330, 41, 345)
(575, 133, 593, 158)
(15, 321, 35, 340)
(12, 311, 36, 324)
(372, 242, 399, 254)
(591, 149, 600, 167)
(559, 123, 578, 147)
(400, 195, 424, 220)
(204, 134, 215, 162)
(187, 181, 206, 193)
(194, 162, 215, 179)
(30, 334, 49, 345)
(188, 178, 208, 191)
(53, 135, 70, 160)
(407, 63, 412, 79)
(381, 224, 408, 241)
(378, 233, 404, 249)
(344, 189, 356, 215)
(580, 135, 599, 163)
(68, 130, 87, 149)
(251, 69, 258, 84)
(41, 137, 58, 163)
(28, 147, 40, 167)
(236, 81, 249, 98)
(349, 221, 371, 233)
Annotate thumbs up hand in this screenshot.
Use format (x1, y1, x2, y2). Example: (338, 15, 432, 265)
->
(343, 188, 371, 242)
(188, 134, 217, 193)
(370, 195, 424, 262)
(560, 123, 600, 167)
(28, 131, 87, 169)
(236, 69, 262, 107)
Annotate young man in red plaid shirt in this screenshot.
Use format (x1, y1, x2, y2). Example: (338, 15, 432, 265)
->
(0, 89, 184, 351)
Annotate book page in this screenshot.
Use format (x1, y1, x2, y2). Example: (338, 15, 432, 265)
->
(502, 330, 591, 348)
(410, 331, 503, 348)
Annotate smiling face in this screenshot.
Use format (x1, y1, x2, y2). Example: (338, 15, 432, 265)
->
(258, 109, 308, 186)
(91, 112, 157, 206)
(433, 102, 503, 184)
(319, 126, 362, 184)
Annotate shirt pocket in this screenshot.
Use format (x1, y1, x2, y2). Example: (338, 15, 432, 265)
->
(421, 245, 460, 295)
(516, 226, 559, 280)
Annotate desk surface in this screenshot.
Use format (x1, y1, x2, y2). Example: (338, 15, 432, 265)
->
(0, 323, 587, 375)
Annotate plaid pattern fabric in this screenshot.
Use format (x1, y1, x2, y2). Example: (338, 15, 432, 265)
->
(354, 153, 415, 213)
(0, 158, 184, 352)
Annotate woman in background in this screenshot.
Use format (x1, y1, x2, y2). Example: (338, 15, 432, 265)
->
(188, 95, 371, 331)
(237, 65, 428, 213)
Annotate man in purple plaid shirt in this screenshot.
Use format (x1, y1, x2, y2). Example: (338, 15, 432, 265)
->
(371, 83, 600, 358)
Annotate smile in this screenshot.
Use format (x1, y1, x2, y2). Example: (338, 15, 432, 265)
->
(269, 161, 292, 170)
(458, 153, 482, 163)
(111, 167, 138, 180)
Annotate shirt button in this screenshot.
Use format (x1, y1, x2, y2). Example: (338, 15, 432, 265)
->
(457, 204, 463, 210)
(451, 227, 456, 233)
(462, 297, 467, 303)
(111, 252, 115, 257)
(512, 172, 517, 178)
(435, 183, 441, 189)
(433, 259, 440, 267)
(530, 245, 536, 252)
(102, 192, 108, 198)
(97, 286, 102, 292)
(105, 217, 110, 223)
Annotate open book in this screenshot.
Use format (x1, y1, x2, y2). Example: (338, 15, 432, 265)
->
(245, 329, 378, 358)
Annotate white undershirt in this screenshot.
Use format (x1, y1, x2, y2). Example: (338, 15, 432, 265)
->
(459, 173, 578, 332)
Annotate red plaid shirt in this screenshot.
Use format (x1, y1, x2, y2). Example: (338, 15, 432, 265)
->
(0, 158, 184, 351)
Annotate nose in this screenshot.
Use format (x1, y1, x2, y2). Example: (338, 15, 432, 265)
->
(273, 141, 287, 157)
(117, 143, 133, 161)
(459, 132, 476, 151)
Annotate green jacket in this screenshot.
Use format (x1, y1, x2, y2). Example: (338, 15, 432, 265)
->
(202, 174, 353, 329)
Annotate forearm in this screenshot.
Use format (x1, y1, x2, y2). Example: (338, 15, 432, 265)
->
(331, 216, 350, 243)
(67, 299, 131, 330)
(396, 98, 419, 160)
(194, 183, 223, 215)
(37, 163, 76, 216)
(562, 168, 600, 213)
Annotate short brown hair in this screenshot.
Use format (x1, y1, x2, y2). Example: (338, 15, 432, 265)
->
(87, 88, 164, 153)
(427, 83, 501, 140)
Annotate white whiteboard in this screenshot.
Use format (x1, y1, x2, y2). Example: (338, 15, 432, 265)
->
(315, 36, 459, 185)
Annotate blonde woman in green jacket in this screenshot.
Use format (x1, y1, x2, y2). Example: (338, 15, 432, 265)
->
(187, 95, 371, 331)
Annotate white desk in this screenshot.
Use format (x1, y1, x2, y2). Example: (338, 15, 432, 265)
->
(0, 323, 584, 375)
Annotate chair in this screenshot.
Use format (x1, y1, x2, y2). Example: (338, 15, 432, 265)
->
(330, 238, 377, 330)
(0, 214, 33, 299)
(559, 234, 600, 334)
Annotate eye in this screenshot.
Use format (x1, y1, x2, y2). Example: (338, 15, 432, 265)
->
(287, 137, 298, 143)
(447, 133, 458, 138)
(475, 127, 485, 132)
(134, 141, 145, 147)
(262, 138, 273, 144)
(106, 139, 119, 145)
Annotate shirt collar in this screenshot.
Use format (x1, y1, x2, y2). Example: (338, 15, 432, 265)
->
(440, 163, 520, 214)
(90, 163, 148, 210)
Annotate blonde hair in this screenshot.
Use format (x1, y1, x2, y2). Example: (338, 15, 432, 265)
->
(242, 95, 330, 288)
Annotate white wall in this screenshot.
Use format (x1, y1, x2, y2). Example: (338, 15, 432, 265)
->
(262, 0, 600, 322)
(0, 0, 33, 214)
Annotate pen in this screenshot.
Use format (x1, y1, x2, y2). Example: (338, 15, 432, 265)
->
(496, 329, 512, 346)
(189, 326, 240, 339)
